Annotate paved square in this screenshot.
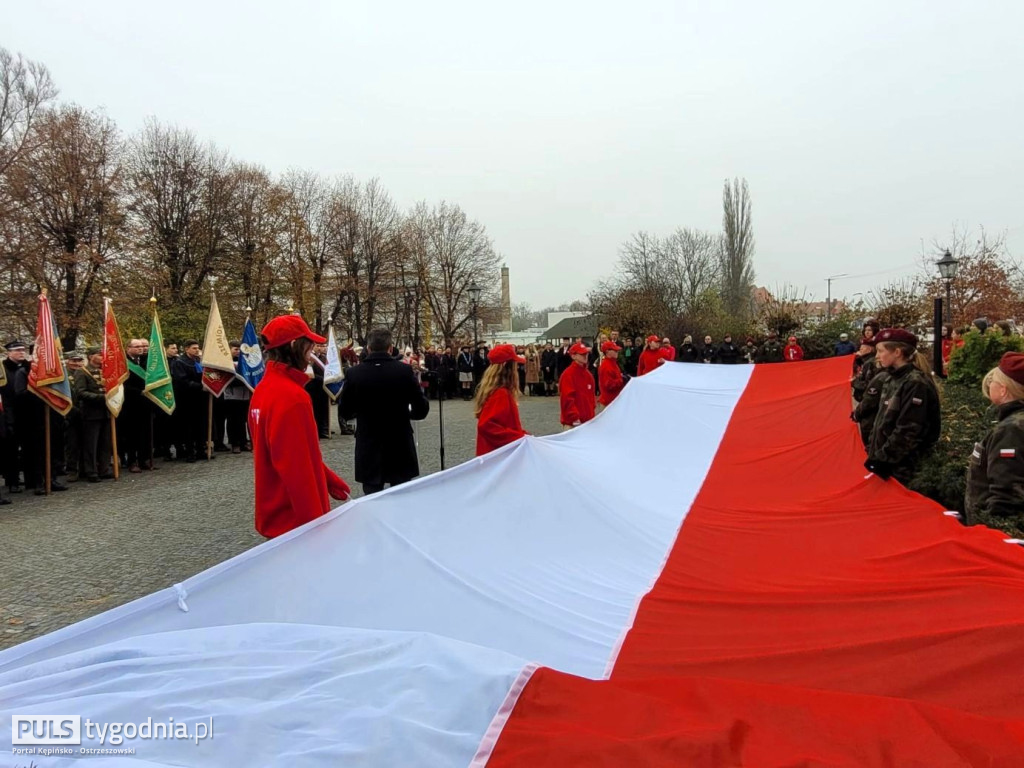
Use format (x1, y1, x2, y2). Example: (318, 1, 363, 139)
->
(0, 396, 564, 648)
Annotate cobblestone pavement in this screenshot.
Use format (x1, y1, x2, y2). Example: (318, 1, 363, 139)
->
(0, 395, 563, 649)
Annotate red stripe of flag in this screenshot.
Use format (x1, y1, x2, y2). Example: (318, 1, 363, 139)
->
(487, 359, 1024, 765)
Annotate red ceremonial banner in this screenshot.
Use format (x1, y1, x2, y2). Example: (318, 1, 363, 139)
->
(102, 299, 129, 395)
(201, 368, 232, 397)
(27, 293, 73, 415)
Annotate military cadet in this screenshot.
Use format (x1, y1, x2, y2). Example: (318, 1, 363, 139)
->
(757, 332, 784, 363)
(851, 337, 879, 403)
(73, 347, 113, 483)
(864, 329, 941, 484)
(853, 368, 890, 449)
(559, 342, 596, 429)
(965, 352, 1024, 522)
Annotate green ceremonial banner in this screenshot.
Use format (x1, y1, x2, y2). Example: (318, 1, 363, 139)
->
(143, 307, 176, 415)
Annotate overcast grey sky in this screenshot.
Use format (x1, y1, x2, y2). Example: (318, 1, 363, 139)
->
(5, 0, 1023, 309)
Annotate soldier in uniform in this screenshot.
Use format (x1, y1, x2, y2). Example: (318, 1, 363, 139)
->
(757, 332, 784, 363)
(851, 337, 879, 403)
(73, 347, 113, 483)
(965, 352, 1024, 522)
(853, 368, 890, 449)
(864, 329, 941, 484)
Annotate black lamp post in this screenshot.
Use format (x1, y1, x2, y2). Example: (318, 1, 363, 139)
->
(468, 282, 482, 348)
(936, 249, 960, 325)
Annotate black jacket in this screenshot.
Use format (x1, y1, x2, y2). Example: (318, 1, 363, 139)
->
(170, 354, 204, 405)
(2, 358, 29, 428)
(676, 344, 700, 363)
(716, 342, 742, 364)
(339, 352, 430, 485)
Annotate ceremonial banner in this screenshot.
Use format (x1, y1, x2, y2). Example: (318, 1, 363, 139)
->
(27, 294, 73, 416)
(200, 293, 235, 397)
(101, 299, 129, 417)
(322, 326, 344, 402)
(236, 317, 264, 392)
(143, 307, 176, 416)
(4, 360, 1024, 765)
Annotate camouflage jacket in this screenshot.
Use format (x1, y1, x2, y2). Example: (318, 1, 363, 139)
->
(965, 400, 1024, 520)
(868, 364, 941, 476)
(757, 340, 784, 363)
(854, 370, 889, 448)
(851, 353, 878, 402)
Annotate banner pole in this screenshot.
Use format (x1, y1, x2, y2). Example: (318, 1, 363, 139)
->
(110, 413, 120, 479)
(207, 392, 214, 460)
(44, 410, 51, 495)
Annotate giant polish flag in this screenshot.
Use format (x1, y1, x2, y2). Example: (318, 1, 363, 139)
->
(3, 360, 1024, 765)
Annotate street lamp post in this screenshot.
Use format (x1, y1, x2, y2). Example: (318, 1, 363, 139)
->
(468, 282, 482, 348)
(825, 273, 848, 320)
(936, 249, 960, 325)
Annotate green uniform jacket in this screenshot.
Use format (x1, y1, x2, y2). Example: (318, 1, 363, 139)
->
(757, 340, 784, 363)
(851, 353, 878, 403)
(868, 364, 941, 482)
(965, 400, 1024, 521)
(854, 370, 889, 448)
(73, 365, 107, 421)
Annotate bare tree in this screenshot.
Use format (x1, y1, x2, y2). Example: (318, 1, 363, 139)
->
(660, 228, 721, 314)
(415, 201, 500, 344)
(721, 177, 756, 318)
(279, 169, 334, 328)
(6, 104, 124, 348)
(0, 46, 58, 178)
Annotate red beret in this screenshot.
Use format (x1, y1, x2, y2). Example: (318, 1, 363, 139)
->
(601, 340, 622, 353)
(569, 343, 590, 356)
(998, 352, 1024, 385)
(875, 328, 918, 348)
(488, 344, 525, 365)
(260, 315, 326, 349)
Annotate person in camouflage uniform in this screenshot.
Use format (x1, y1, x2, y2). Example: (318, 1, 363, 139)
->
(757, 332, 784, 363)
(851, 338, 879, 402)
(853, 369, 890, 448)
(865, 329, 941, 484)
(965, 352, 1024, 522)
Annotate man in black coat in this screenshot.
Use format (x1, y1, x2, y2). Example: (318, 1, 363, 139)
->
(170, 340, 208, 462)
(716, 334, 742, 364)
(339, 328, 430, 495)
(2, 340, 30, 492)
(119, 338, 154, 471)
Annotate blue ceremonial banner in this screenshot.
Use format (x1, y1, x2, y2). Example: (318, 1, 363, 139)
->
(237, 318, 265, 391)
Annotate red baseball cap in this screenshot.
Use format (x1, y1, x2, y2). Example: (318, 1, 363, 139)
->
(601, 340, 621, 353)
(488, 344, 526, 365)
(260, 315, 326, 349)
(569, 342, 590, 356)
(645, 335, 660, 343)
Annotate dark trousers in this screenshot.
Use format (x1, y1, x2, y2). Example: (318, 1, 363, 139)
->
(212, 396, 227, 449)
(2, 418, 21, 487)
(307, 382, 330, 437)
(119, 395, 153, 467)
(362, 477, 410, 496)
(20, 405, 65, 488)
(65, 413, 84, 476)
(81, 418, 112, 479)
(225, 399, 249, 447)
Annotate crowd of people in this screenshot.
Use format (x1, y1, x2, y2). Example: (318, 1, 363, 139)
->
(3, 313, 1021, 533)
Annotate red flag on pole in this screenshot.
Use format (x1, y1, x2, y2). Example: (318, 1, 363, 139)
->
(27, 293, 73, 416)
(102, 298, 129, 416)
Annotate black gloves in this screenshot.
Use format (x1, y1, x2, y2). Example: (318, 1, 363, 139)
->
(864, 459, 893, 480)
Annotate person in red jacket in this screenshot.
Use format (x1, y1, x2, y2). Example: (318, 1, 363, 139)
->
(637, 335, 665, 376)
(784, 335, 805, 362)
(559, 342, 596, 428)
(475, 344, 529, 456)
(249, 315, 351, 538)
(598, 340, 627, 408)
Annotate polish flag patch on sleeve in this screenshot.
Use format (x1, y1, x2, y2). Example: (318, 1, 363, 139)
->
(999, 448, 1016, 458)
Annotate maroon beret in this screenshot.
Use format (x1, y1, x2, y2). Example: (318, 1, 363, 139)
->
(875, 328, 918, 348)
(999, 352, 1024, 385)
